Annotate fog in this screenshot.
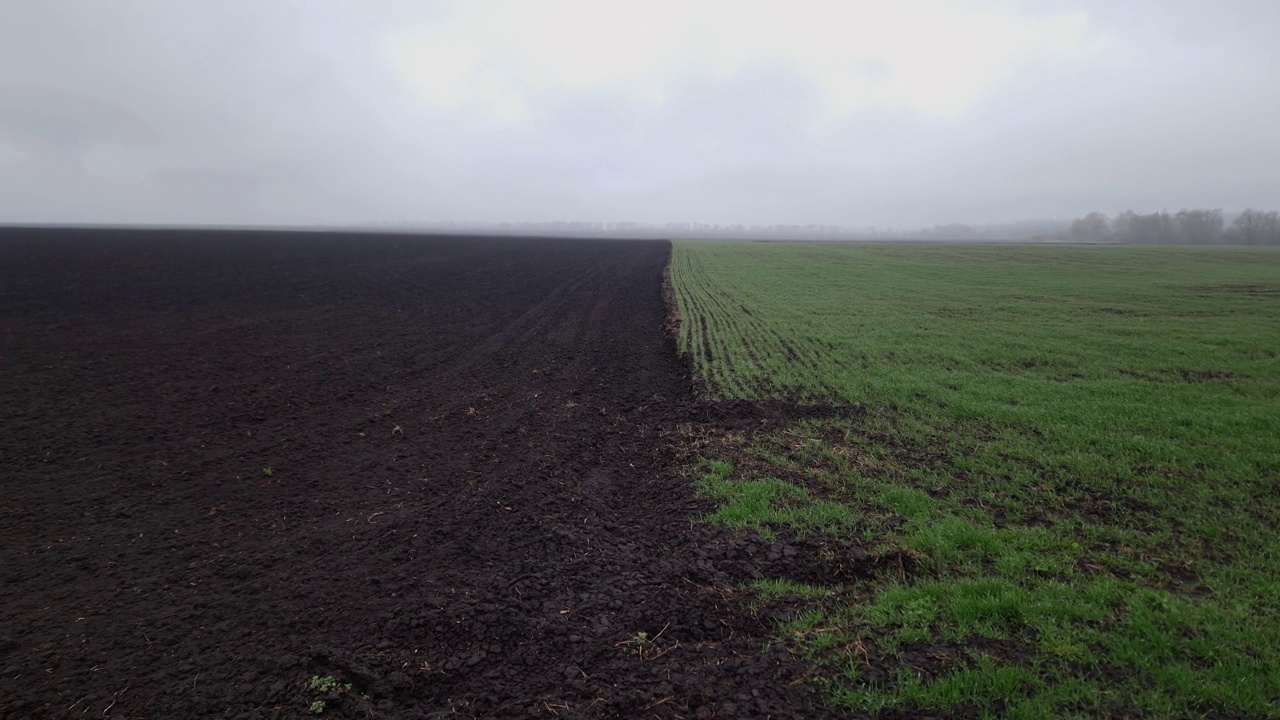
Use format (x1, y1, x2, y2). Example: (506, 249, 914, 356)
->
(1, 1, 1277, 230)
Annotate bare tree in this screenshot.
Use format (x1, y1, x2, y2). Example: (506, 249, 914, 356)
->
(1175, 209, 1225, 245)
(1233, 209, 1280, 245)
(1070, 211, 1111, 241)
(1112, 210, 1136, 242)
(1264, 212, 1280, 246)
(1087, 208, 1278, 245)
(1116, 211, 1175, 244)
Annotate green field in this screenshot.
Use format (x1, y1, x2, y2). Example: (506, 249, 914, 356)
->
(670, 242, 1280, 718)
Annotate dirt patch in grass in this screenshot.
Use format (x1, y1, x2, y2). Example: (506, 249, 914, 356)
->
(693, 398, 867, 428)
(695, 528, 915, 587)
(1185, 283, 1280, 298)
(862, 637, 1038, 686)
(1118, 367, 1242, 384)
(670, 405, 950, 514)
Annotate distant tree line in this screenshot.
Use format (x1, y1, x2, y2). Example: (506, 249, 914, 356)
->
(1067, 209, 1280, 245)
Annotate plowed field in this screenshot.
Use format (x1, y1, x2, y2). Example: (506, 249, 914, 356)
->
(0, 230, 837, 720)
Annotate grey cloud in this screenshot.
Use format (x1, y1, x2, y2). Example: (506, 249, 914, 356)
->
(0, 84, 159, 152)
(1, 1, 1277, 228)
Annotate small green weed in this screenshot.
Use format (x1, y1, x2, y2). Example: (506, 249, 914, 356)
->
(306, 675, 355, 715)
(308, 675, 337, 693)
(617, 625, 673, 660)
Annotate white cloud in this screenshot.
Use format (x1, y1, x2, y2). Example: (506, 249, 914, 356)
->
(386, 0, 1099, 124)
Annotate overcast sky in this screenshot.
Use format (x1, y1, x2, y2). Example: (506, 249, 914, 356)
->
(1, 1, 1276, 228)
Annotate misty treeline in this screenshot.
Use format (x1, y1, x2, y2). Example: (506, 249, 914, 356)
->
(1067, 209, 1280, 245)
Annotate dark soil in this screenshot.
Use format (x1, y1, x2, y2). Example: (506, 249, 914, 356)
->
(0, 229, 851, 719)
